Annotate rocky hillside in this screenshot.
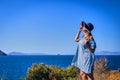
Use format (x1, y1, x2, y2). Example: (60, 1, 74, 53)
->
(0, 50, 7, 56)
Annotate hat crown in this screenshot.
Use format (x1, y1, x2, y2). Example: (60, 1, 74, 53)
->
(87, 23, 94, 31)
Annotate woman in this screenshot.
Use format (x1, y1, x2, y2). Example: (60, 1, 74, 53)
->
(71, 21, 96, 80)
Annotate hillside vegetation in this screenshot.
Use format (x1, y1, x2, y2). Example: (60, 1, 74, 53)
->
(22, 58, 120, 80)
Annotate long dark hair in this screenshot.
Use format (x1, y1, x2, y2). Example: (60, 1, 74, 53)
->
(84, 32, 94, 41)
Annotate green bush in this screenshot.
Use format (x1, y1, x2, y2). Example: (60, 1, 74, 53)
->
(26, 63, 51, 80)
(23, 63, 79, 80)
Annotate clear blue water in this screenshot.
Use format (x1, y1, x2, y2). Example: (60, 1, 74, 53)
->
(0, 55, 120, 80)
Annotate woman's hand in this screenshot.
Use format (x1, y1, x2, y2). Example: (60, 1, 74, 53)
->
(79, 26, 83, 31)
(84, 39, 95, 53)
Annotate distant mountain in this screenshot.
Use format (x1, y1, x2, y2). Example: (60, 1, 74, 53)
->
(8, 52, 47, 55)
(9, 52, 26, 55)
(95, 51, 120, 55)
(0, 50, 7, 56)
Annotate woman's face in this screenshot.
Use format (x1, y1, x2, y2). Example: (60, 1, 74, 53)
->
(84, 32, 90, 40)
(82, 26, 88, 32)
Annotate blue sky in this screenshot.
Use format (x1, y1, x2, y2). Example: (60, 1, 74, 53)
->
(0, 0, 120, 54)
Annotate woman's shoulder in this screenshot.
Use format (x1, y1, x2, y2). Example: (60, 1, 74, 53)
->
(89, 39, 96, 49)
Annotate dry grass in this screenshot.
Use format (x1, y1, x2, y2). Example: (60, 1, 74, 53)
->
(93, 58, 120, 80)
(94, 70, 120, 80)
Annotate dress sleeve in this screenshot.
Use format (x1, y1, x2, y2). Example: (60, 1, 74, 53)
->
(89, 40, 96, 49)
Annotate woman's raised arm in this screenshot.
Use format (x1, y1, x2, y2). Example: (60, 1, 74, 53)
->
(75, 26, 82, 42)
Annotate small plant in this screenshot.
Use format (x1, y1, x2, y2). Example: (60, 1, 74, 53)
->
(26, 63, 51, 80)
(94, 57, 110, 80)
(94, 57, 108, 74)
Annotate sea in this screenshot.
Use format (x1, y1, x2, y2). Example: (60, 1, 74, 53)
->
(0, 55, 120, 80)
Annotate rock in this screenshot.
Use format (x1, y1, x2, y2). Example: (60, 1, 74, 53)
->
(0, 50, 7, 56)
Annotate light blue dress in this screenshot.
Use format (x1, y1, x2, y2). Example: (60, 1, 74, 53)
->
(71, 37, 96, 74)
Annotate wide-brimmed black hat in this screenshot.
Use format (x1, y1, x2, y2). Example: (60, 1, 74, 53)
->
(81, 21, 94, 32)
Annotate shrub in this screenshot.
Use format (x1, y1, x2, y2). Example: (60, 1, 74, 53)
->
(94, 57, 108, 74)
(26, 63, 51, 80)
(23, 64, 79, 80)
(93, 57, 108, 80)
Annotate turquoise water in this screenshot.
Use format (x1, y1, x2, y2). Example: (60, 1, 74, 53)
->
(0, 55, 120, 80)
